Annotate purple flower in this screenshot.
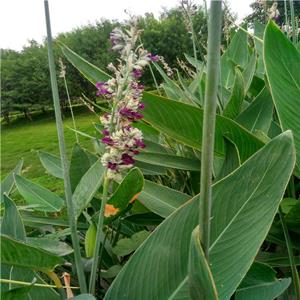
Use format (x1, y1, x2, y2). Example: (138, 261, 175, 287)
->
(138, 103, 145, 110)
(108, 162, 118, 170)
(121, 153, 135, 165)
(132, 69, 143, 79)
(101, 137, 114, 146)
(135, 139, 146, 148)
(96, 82, 111, 96)
(148, 53, 159, 62)
(102, 129, 110, 136)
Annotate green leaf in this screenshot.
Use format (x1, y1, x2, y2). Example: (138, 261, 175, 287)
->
(85, 223, 97, 258)
(134, 161, 167, 175)
(223, 69, 245, 119)
(254, 21, 265, 77)
(124, 213, 164, 226)
(236, 87, 273, 134)
(1, 195, 26, 241)
(112, 231, 150, 257)
(38, 151, 63, 179)
(27, 237, 73, 256)
(71, 294, 96, 300)
(105, 168, 144, 218)
(73, 159, 105, 218)
(136, 152, 200, 171)
(142, 92, 263, 163)
(235, 262, 291, 300)
(14, 175, 64, 212)
(285, 199, 300, 233)
(242, 51, 257, 94)
(101, 265, 122, 279)
(1, 282, 34, 300)
(264, 21, 300, 177)
(1, 235, 64, 272)
(1, 160, 23, 201)
(104, 131, 295, 300)
(138, 180, 191, 218)
(257, 252, 300, 267)
(188, 228, 219, 300)
(69, 144, 91, 192)
(61, 44, 110, 84)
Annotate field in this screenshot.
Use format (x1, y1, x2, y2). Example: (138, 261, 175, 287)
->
(1, 109, 98, 194)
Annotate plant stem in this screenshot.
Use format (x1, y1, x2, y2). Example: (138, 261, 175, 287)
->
(63, 75, 79, 143)
(0, 279, 80, 289)
(89, 175, 110, 294)
(289, 0, 297, 44)
(284, 0, 289, 29)
(199, 0, 222, 260)
(44, 0, 87, 293)
(279, 206, 300, 299)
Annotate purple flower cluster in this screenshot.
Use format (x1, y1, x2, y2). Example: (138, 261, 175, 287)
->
(97, 23, 154, 181)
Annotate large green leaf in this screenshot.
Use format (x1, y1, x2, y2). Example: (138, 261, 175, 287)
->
(264, 21, 300, 177)
(69, 144, 91, 192)
(138, 180, 191, 218)
(235, 262, 291, 299)
(1, 160, 23, 201)
(73, 159, 105, 218)
(223, 69, 245, 119)
(38, 151, 63, 179)
(242, 51, 257, 94)
(61, 44, 110, 83)
(188, 228, 219, 300)
(1, 235, 64, 272)
(142, 92, 263, 162)
(236, 87, 273, 134)
(104, 132, 295, 300)
(71, 294, 96, 300)
(14, 175, 64, 212)
(1, 197, 60, 299)
(136, 152, 200, 171)
(1, 195, 26, 241)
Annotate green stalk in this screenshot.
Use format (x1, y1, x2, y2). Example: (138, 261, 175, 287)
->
(289, 0, 297, 44)
(279, 206, 300, 299)
(63, 75, 79, 143)
(284, 0, 289, 29)
(44, 0, 87, 293)
(89, 175, 110, 294)
(199, 0, 222, 260)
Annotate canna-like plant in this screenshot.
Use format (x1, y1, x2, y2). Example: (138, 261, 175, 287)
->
(1, 1, 300, 300)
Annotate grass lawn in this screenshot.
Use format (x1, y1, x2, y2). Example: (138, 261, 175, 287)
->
(1, 108, 99, 195)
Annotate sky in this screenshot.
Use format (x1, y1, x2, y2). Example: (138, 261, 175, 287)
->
(0, 0, 253, 51)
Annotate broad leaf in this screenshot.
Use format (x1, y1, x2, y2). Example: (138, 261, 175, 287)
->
(71, 294, 96, 300)
(1, 160, 23, 201)
(104, 132, 295, 300)
(235, 262, 291, 299)
(38, 151, 63, 179)
(242, 51, 257, 94)
(73, 159, 105, 218)
(14, 175, 64, 212)
(264, 21, 300, 177)
(136, 152, 200, 171)
(1, 195, 26, 241)
(236, 87, 273, 134)
(1, 235, 64, 272)
(112, 231, 150, 257)
(223, 68, 245, 119)
(69, 144, 91, 192)
(188, 228, 219, 300)
(142, 92, 263, 162)
(138, 180, 191, 218)
(61, 44, 110, 83)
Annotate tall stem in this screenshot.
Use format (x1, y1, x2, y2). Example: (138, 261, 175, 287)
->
(279, 206, 300, 299)
(44, 0, 87, 293)
(289, 0, 297, 44)
(89, 175, 110, 294)
(199, 0, 222, 260)
(63, 75, 79, 143)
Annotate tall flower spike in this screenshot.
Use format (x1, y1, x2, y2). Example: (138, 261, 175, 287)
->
(97, 22, 153, 181)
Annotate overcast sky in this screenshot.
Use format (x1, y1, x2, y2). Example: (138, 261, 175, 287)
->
(0, 0, 253, 51)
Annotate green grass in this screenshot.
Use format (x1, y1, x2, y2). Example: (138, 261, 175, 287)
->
(1, 109, 99, 195)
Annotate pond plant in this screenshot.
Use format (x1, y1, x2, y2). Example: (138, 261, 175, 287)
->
(1, 0, 300, 299)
